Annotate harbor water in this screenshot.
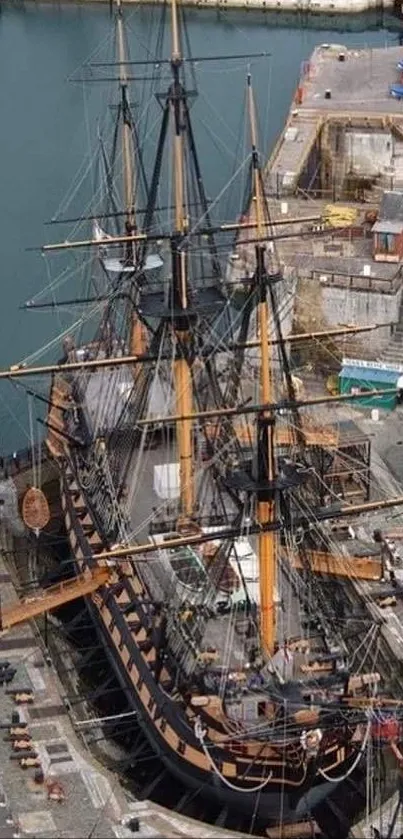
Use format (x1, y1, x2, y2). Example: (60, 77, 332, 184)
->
(0, 0, 402, 453)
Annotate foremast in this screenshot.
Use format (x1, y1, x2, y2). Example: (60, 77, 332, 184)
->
(247, 74, 276, 656)
(115, 0, 145, 358)
(116, 0, 136, 241)
(170, 0, 193, 520)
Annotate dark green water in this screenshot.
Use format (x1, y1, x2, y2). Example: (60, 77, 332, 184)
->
(0, 1, 402, 451)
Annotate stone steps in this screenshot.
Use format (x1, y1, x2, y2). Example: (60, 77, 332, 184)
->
(380, 350, 403, 363)
(376, 292, 403, 363)
(379, 349, 403, 364)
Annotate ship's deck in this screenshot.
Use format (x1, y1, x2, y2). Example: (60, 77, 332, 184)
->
(113, 434, 333, 676)
(74, 354, 397, 683)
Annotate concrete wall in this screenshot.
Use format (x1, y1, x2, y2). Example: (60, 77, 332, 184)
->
(321, 284, 399, 352)
(345, 131, 393, 179)
(297, 125, 403, 201)
(294, 274, 400, 356)
(344, 130, 403, 191)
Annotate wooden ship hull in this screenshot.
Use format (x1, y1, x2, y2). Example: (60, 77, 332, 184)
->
(61, 473, 356, 821)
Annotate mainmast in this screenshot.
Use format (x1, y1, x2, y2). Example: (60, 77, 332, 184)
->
(247, 74, 276, 655)
(170, 0, 193, 520)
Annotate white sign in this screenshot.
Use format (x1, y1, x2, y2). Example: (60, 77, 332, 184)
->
(342, 357, 403, 374)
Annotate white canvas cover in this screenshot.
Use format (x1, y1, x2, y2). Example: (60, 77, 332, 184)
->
(153, 463, 180, 500)
(104, 254, 163, 273)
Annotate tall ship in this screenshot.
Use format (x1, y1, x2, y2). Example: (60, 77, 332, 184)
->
(7, 3, 403, 836)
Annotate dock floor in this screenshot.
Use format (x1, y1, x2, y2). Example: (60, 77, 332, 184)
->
(351, 790, 403, 839)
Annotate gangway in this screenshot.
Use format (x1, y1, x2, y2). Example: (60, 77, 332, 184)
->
(1, 566, 110, 631)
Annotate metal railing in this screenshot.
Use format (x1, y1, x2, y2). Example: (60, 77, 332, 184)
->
(308, 267, 403, 294)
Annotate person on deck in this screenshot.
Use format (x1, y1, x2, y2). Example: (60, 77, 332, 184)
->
(397, 374, 403, 406)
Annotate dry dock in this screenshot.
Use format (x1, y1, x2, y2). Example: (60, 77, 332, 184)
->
(0, 544, 246, 839)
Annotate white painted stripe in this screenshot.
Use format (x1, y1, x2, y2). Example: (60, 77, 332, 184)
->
(80, 770, 111, 809)
(26, 664, 46, 692)
(107, 791, 122, 821)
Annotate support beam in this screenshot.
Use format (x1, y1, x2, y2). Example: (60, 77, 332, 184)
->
(86, 674, 117, 705)
(140, 769, 167, 800)
(61, 604, 94, 635)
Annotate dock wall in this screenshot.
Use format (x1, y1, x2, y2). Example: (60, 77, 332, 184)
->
(17, 0, 397, 14)
(120, 0, 393, 11)
(295, 273, 399, 354)
(321, 284, 399, 350)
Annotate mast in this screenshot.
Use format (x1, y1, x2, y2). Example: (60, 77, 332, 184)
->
(115, 0, 145, 357)
(116, 0, 136, 248)
(247, 73, 276, 655)
(170, 0, 193, 520)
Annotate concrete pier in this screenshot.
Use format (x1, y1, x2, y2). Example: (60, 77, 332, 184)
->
(20, 0, 398, 16)
(118, 0, 394, 12)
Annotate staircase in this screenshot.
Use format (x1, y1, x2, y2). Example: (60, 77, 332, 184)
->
(379, 328, 403, 366)
(378, 295, 403, 366)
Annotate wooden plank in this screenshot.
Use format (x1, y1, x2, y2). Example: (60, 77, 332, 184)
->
(204, 420, 338, 448)
(288, 549, 382, 581)
(267, 821, 320, 838)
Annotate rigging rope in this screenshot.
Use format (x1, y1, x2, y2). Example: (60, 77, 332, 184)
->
(28, 393, 37, 489)
(318, 712, 372, 784)
(194, 717, 274, 792)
